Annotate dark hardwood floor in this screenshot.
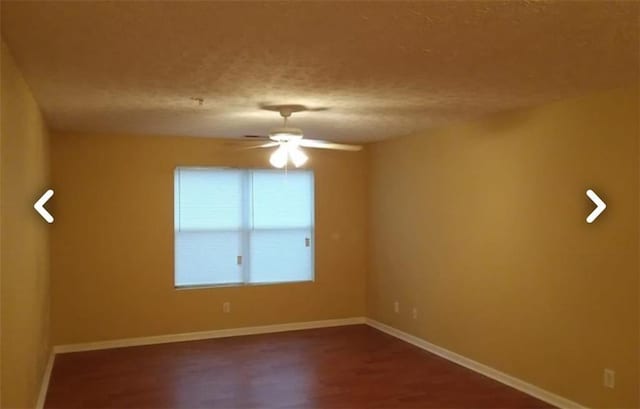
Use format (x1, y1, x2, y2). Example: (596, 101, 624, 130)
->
(45, 325, 553, 409)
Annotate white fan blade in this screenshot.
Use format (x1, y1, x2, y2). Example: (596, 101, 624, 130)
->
(240, 141, 280, 150)
(298, 139, 362, 151)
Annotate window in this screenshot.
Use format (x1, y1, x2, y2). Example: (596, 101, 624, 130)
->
(174, 167, 314, 287)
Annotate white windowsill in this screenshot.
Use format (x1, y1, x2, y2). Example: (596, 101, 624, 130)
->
(174, 278, 315, 290)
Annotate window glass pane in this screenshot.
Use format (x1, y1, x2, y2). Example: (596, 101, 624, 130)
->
(175, 168, 243, 231)
(251, 170, 314, 229)
(175, 231, 242, 286)
(249, 229, 313, 283)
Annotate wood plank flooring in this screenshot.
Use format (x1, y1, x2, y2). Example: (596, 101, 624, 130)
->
(45, 325, 554, 408)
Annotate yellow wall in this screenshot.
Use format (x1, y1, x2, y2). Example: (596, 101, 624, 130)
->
(50, 133, 368, 345)
(368, 88, 639, 409)
(0, 41, 51, 408)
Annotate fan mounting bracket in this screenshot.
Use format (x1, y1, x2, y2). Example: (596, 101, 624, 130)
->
(260, 104, 309, 118)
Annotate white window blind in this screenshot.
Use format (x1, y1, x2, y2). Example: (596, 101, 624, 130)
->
(174, 167, 314, 287)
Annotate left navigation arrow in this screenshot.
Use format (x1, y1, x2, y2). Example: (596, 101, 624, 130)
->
(34, 189, 54, 223)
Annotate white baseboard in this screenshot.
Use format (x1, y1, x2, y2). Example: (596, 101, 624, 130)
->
(35, 351, 55, 409)
(53, 316, 366, 354)
(365, 318, 587, 409)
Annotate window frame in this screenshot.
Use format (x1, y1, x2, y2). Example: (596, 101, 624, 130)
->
(173, 166, 316, 289)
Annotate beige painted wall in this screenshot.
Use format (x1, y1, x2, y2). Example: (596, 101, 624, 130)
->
(0, 41, 51, 408)
(50, 133, 368, 345)
(368, 88, 639, 409)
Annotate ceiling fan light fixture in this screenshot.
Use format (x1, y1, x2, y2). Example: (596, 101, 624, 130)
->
(288, 144, 308, 167)
(269, 144, 288, 168)
(249, 106, 362, 168)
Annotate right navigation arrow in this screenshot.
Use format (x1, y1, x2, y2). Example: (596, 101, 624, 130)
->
(586, 189, 606, 224)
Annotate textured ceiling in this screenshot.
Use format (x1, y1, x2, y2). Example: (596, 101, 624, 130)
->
(1, 1, 638, 142)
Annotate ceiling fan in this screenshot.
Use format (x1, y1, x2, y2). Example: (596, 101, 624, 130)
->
(242, 105, 362, 168)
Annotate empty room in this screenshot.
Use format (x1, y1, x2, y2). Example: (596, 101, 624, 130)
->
(1, 1, 638, 409)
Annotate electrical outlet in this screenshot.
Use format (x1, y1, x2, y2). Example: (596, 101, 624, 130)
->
(223, 301, 231, 313)
(603, 369, 615, 388)
(412, 307, 418, 320)
(394, 301, 400, 314)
